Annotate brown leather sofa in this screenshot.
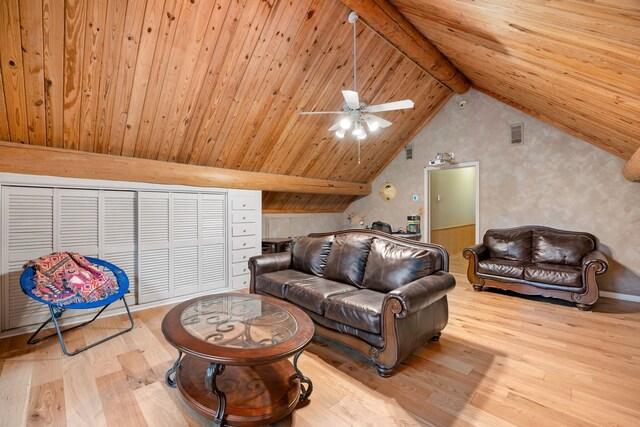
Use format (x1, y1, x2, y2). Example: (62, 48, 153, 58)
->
(249, 229, 456, 377)
(463, 226, 608, 310)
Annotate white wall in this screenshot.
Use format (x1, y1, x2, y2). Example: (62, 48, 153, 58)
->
(430, 167, 476, 230)
(346, 88, 640, 296)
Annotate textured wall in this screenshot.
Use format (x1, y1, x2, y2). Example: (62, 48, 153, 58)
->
(346, 88, 640, 296)
(262, 213, 344, 238)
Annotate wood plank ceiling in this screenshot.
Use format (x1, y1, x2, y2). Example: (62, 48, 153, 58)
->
(390, 0, 640, 160)
(0, 0, 452, 212)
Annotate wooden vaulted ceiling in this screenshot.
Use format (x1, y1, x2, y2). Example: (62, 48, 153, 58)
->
(390, 0, 640, 160)
(1, 1, 637, 214)
(0, 0, 452, 212)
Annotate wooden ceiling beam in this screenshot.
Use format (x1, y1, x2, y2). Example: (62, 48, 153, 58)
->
(622, 148, 640, 182)
(338, 0, 469, 93)
(0, 142, 371, 196)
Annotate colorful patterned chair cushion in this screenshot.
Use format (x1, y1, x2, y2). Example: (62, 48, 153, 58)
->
(23, 252, 119, 305)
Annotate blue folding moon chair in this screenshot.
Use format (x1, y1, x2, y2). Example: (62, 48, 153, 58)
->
(20, 256, 134, 356)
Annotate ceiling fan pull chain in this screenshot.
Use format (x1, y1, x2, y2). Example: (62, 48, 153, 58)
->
(358, 139, 361, 164)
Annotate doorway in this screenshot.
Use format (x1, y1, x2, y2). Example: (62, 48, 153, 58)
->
(424, 162, 479, 266)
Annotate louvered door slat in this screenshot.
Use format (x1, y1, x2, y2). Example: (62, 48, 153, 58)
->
(7, 260, 50, 328)
(139, 248, 170, 304)
(202, 244, 225, 291)
(173, 246, 199, 297)
(6, 188, 54, 256)
(139, 194, 169, 245)
(173, 194, 198, 243)
(59, 189, 99, 253)
(104, 192, 136, 246)
(201, 194, 225, 242)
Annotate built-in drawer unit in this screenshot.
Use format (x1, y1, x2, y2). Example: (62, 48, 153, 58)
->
(227, 189, 261, 290)
(232, 274, 250, 289)
(231, 223, 257, 237)
(231, 197, 257, 211)
(232, 263, 250, 277)
(232, 248, 255, 264)
(232, 211, 258, 224)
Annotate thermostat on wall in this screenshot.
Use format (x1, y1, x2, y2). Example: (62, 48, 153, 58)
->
(412, 195, 419, 202)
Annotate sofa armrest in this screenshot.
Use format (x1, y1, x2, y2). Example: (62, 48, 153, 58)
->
(582, 250, 608, 274)
(384, 271, 456, 318)
(462, 243, 489, 261)
(249, 252, 292, 277)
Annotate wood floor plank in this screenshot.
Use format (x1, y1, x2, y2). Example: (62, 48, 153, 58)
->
(116, 350, 156, 391)
(95, 371, 147, 427)
(132, 381, 188, 427)
(62, 355, 107, 427)
(1, 259, 640, 426)
(0, 359, 33, 427)
(26, 379, 66, 427)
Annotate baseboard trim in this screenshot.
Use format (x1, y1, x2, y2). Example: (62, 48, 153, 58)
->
(600, 291, 640, 303)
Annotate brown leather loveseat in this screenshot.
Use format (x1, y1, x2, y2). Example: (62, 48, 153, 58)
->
(249, 229, 456, 377)
(463, 226, 608, 310)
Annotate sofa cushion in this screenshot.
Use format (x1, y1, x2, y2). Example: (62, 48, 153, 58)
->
(303, 309, 385, 348)
(323, 289, 385, 334)
(285, 277, 356, 315)
(323, 234, 373, 287)
(255, 269, 316, 298)
(291, 235, 334, 277)
(525, 263, 582, 288)
(477, 258, 525, 279)
(362, 238, 436, 292)
(484, 229, 532, 261)
(532, 230, 594, 266)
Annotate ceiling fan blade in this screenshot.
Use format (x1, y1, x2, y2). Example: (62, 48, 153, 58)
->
(342, 90, 360, 110)
(299, 111, 344, 115)
(365, 99, 414, 113)
(328, 122, 342, 131)
(364, 114, 393, 128)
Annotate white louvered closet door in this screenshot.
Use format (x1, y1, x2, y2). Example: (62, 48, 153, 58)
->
(102, 191, 137, 303)
(138, 192, 170, 304)
(2, 187, 54, 329)
(58, 189, 99, 256)
(172, 193, 199, 297)
(201, 194, 226, 291)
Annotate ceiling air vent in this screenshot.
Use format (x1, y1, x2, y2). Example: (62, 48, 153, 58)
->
(510, 123, 524, 145)
(405, 143, 413, 160)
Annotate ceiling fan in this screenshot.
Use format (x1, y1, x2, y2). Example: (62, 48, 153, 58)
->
(300, 12, 414, 143)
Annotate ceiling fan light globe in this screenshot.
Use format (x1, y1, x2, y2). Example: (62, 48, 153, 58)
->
(335, 128, 346, 138)
(357, 132, 366, 140)
(339, 117, 352, 129)
(352, 127, 362, 137)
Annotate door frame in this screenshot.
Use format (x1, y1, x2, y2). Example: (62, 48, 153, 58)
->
(423, 161, 480, 245)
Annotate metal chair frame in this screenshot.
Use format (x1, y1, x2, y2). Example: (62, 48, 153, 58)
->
(20, 256, 135, 356)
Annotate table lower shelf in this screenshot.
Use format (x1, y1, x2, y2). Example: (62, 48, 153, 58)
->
(177, 355, 301, 426)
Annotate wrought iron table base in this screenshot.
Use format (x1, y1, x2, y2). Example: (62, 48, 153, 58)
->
(293, 351, 313, 401)
(165, 351, 183, 388)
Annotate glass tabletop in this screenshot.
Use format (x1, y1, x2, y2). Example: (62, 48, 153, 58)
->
(179, 295, 298, 349)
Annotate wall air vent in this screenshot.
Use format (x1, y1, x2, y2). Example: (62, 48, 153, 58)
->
(405, 143, 413, 160)
(510, 123, 524, 145)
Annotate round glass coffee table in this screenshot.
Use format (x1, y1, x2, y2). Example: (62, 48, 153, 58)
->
(162, 293, 314, 426)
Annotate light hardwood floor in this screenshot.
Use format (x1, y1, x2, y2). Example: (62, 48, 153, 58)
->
(2, 260, 640, 426)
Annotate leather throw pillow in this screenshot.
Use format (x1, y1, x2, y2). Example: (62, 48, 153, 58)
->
(532, 230, 594, 266)
(323, 233, 373, 287)
(291, 235, 334, 277)
(362, 238, 436, 292)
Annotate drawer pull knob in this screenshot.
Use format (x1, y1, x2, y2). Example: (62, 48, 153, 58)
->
(243, 281, 247, 285)
(242, 203, 246, 207)
(243, 229, 247, 232)
(243, 268, 247, 272)
(243, 216, 246, 220)
(243, 243, 246, 246)
(243, 256, 247, 259)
